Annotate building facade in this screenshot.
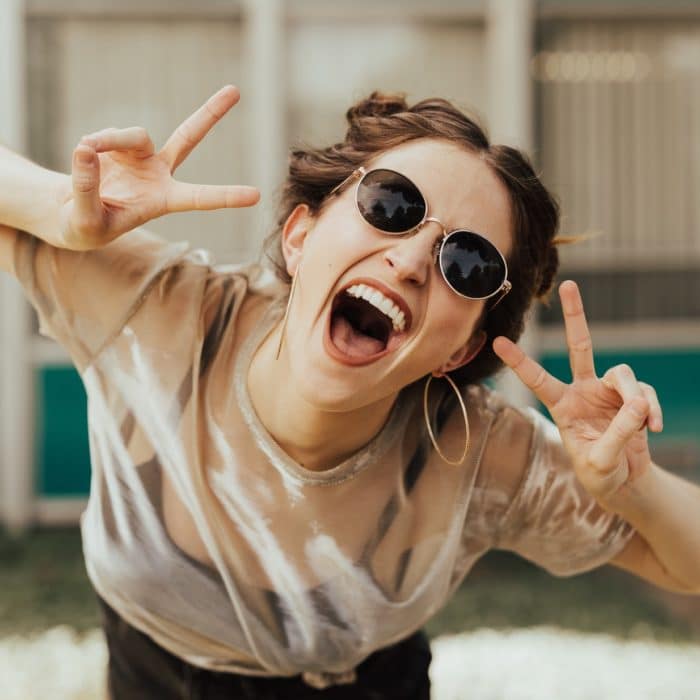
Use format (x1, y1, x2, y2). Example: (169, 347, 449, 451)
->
(1, 0, 699, 530)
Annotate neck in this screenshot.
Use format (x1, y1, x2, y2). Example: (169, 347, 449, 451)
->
(247, 322, 396, 472)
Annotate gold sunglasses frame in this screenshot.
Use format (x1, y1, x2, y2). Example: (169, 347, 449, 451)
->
(330, 166, 512, 309)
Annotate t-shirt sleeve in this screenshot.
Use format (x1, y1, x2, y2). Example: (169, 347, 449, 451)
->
(12, 228, 191, 372)
(474, 398, 636, 577)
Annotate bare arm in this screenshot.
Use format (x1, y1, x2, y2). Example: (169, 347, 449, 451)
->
(605, 463, 700, 594)
(610, 529, 700, 595)
(0, 223, 17, 274)
(0, 138, 69, 275)
(0, 143, 69, 250)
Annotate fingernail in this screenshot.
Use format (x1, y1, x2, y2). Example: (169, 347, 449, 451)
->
(77, 150, 93, 165)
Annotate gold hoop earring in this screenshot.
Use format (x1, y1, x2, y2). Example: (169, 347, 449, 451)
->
(275, 270, 299, 361)
(423, 373, 470, 466)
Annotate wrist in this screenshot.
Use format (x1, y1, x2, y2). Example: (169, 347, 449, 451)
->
(597, 461, 658, 524)
(0, 144, 70, 245)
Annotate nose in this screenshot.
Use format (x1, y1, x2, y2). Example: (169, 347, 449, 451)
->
(383, 220, 444, 287)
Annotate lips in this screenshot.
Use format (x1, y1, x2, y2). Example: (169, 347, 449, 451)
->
(324, 278, 412, 367)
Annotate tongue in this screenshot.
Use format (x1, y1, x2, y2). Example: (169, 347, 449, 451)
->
(331, 315, 385, 358)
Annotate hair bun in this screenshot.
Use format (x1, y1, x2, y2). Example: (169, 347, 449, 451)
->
(345, 91, 408, 123)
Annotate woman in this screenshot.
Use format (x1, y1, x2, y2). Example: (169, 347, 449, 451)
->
(1, 86, 698, 699)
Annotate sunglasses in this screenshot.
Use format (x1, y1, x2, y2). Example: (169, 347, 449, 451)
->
(330, 167, 512, 307)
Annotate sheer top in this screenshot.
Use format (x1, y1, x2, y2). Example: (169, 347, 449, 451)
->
(12, 228, 635, 678)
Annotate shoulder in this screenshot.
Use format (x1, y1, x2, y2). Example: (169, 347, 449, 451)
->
(466, 383, 550, 450)
(200, 259, 283, 333)
(469, 384, 561, 506)
(100, 241, 281, 368)
(433, 382, 546, 489)
(436, 382, 545, 465)
(208, 257, 284, 296)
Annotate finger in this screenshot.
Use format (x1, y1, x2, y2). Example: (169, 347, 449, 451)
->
(640, 382, 663, 432)
(588, 397, 650, 472)
(166, 181, 260, 213)
(82, 127, 155, 157)
(71, 144, 104, 230)
(601, 364, 644, 406)
(559, 280, 596, 380)
(160, 85, 240, 172)
(492, 336, 566, 407)
(601, 366, 663, 432)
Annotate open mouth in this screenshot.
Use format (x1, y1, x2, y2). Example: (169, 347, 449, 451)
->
(325, 281, 411, 366)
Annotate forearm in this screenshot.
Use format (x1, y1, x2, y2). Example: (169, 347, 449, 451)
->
(0, 142, 69, 245)
(602, 463, 700, 593)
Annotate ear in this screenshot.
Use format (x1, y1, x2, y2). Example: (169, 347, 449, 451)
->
(433, 330, 487, 376)
(281, 204, 314, 277)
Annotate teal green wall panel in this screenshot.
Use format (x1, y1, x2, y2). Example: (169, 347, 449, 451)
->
(36, 349, 699, 496)
(36, 367, 91, 497)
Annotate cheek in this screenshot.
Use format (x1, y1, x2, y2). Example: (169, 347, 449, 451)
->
(427, 298, 482, 351)
(306, 220, 381, 278)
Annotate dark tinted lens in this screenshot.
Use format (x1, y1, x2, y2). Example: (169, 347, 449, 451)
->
(440, 231, 505, 298)
(357, 169, 425, 233)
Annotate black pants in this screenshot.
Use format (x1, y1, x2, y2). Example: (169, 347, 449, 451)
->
(97, 596, 432, 699)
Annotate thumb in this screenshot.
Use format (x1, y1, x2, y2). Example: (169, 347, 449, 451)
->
(71, 143, 104, 233)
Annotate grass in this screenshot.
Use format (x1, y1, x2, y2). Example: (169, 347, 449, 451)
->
(0, 528, 98, 636)
(424, 551, 698, 643)
(1, 528, 697, 643)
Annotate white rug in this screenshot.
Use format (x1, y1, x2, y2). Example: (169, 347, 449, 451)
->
(429, 627, 700, 700)
(1, 626, 699, 700)
(0, 627, 107, 700)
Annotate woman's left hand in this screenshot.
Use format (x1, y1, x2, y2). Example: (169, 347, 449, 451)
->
(492, 280, 663, 505)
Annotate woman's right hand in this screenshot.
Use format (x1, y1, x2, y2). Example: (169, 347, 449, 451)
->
(59, 85, 260, 250)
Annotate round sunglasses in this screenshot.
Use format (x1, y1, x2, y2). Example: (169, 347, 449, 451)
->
(330, 167, 512, 306)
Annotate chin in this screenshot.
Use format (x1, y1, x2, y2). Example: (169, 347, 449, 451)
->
(294, 364, 369, 412)
(287, 350, 375, 414)
(286, 315, 409, 412)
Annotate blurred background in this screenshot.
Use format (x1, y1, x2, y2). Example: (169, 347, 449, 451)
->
(0, 0, 699, 679)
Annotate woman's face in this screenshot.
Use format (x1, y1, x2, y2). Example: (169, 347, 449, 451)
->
(280, 137, 513, 412)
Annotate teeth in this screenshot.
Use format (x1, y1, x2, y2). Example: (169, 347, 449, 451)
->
(345, 284, 407, 332)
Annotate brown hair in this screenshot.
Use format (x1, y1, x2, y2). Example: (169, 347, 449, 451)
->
(263, 91, 561, 388)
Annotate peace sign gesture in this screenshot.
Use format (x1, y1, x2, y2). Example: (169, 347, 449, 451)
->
(58, 85, 259, 251)
(493, 280, 664, 505)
